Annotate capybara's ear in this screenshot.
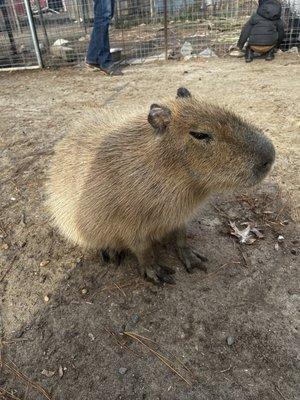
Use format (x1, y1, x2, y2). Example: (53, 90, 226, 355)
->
(148, 104, 171, 134)
(177, 87, 191, 98)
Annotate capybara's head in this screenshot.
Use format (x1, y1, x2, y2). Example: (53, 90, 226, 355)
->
(147, 87, 275, 191)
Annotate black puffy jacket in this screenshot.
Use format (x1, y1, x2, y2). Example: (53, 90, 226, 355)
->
(237, 0, 284, 48)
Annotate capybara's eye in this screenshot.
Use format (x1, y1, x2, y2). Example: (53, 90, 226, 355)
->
(189, 131, 213, 142)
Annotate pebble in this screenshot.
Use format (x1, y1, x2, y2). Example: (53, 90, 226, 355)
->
(274, 243, 279, 251)
(88, 333, 95, 341)
(58, 365, 64, 378)
(40, 260, 50, 267)
(41, 369, 55, 377)
(118, 367, 127, 375)
(44, 295, 50, 302)
(278, 235, 284, 242)
(131, 314, 140, 324)
(226, 336, 235, 346)
(81, 288, 88, 295)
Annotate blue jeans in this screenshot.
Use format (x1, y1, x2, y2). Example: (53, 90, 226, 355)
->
(86, 0, 115, 68)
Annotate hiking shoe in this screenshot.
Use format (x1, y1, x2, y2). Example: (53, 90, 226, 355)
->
(245, 49, 254, 63)
(85, 62, 110, 75)
(85, 61, 123, 76)
(265, 52, 275, 61)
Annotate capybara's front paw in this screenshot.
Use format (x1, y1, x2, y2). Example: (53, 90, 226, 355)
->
(141, 264, 176, 285)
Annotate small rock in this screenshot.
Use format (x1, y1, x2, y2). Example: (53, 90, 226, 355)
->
(274, 243, 279, 251)
(81, 288, 88, 295)
(0, 243, 9, 250)
(14, 329, 24, 338)
(41, 369, 55, 377)
(20, 212, 26, 226)
(44, 295, 50, 302)
(58, 365, 64, 378)
(131, 314, 140, 324)
(40, 260, 50, 267)
(88, 333, 95, 341)
(10, 197, 16, 201)
(278, 235, 284, 242)
(183, 70, 189, 74)
(39, 274, 47, 283)
(118, 367, 127, 375)
(226, 336, 235, 346)
(76, 258, 83, 267)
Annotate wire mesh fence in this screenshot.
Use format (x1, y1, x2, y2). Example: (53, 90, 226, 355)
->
(0, 0, 299, 69)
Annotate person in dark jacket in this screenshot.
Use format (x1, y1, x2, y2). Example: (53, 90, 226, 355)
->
(237, 0, 284, 62)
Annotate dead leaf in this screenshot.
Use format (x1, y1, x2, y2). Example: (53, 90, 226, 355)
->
(229, 222, 256, 244)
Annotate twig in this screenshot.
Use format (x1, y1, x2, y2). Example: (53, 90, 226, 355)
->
(275, 385, 288, 400)
(126, 331, 197, 379)
(100, 82, 130, 108)
(0, 312, 4, 370)
(0, 388, 22, 400)
(113, 283, 126, 297)
(1, 338, 32, 345)
(275, 204, 287, 221)
(198, 263, 229, 283)
(0, 256, 17, 283)
(105, 329, 142, 358)
(220, 365, 232, 373)
(4, 361, 53, 400)
(211, 204, 228, 219)
(123, 331, 192, 385)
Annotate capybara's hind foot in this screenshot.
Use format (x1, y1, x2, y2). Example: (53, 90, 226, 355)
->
(178, 247, 208, 273)
(141, 264, 176, 285)
(100, 248, 126, 266)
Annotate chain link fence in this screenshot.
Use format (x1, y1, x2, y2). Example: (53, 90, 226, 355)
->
(1, 0, 299, 69)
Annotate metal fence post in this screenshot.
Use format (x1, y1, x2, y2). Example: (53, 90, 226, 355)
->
(163, 0, 168, 60)
(24, 0, 44, 68)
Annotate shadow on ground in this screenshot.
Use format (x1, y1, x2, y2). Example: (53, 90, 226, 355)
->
(1, 182, 299, 400)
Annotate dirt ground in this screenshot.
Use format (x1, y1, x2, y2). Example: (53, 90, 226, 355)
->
(0, 54, 299, 400)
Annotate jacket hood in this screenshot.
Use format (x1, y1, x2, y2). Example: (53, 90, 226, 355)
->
(257, 0, 282, 20)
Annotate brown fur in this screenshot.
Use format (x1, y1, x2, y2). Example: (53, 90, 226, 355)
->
(46, 89, 275, 280)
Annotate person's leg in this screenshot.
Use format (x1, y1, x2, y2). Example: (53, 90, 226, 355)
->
(245, 46, 254, 63)
(86, 0, 114, 67)
(99, 0, 113, 68)
(265, 47, 275, 61)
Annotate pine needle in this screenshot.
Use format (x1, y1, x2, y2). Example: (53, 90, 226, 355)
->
(123, 331, 192, 385)
(4, 361, 53, 400)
